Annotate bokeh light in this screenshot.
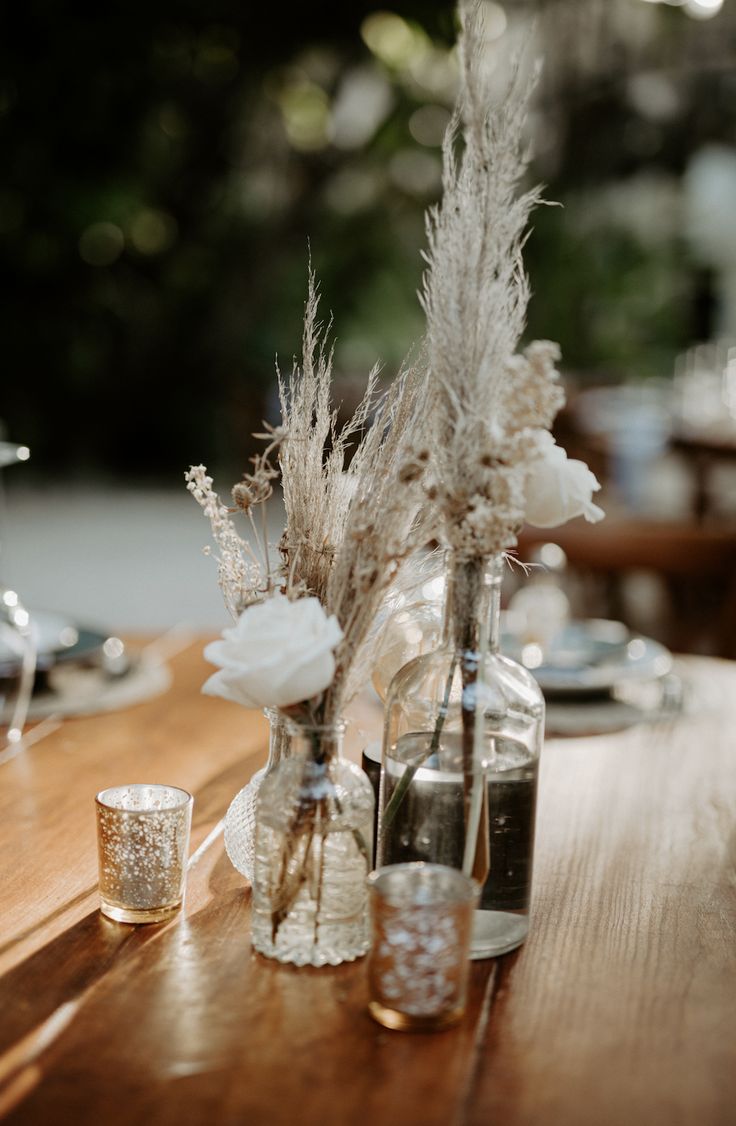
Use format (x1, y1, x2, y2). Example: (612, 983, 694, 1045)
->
(277, 78, 332, 151)
(409, 104, 451, 146)
(78, 222, 125, 267)
(360, 12, 431, 70)
(130, 209, 178, 256)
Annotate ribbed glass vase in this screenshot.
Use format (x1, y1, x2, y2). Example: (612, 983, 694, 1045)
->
(251, 718, 375, 967)
(378, 552, 544, 958)
(224, 709, 289, 883)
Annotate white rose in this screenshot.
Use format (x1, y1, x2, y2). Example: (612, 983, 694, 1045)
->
(202, 593, 343, 710)
(524, 435, 605, 528)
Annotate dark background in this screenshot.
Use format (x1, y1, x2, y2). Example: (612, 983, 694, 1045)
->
(3, 0, 735, 483)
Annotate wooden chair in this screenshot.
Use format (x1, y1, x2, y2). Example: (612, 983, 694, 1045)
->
(517, 519, 736, 658)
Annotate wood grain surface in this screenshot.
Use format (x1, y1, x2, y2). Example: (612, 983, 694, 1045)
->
(1, 643, 735, 1125)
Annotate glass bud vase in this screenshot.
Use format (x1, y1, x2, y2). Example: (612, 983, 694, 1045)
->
(378, 552, 544, 959)
(251, 718, 375, 967)
(224, 709, 290, 883)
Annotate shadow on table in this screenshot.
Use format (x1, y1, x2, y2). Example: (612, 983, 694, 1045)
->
(0, 909, 157, 1054)
(0, 752, 259, 1055)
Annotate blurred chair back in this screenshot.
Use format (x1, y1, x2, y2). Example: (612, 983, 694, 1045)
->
(518, 520, 736, 659)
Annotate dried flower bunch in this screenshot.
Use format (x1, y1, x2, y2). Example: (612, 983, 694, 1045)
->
(419, 1, 601, 558)
(187, 268, 432, 723)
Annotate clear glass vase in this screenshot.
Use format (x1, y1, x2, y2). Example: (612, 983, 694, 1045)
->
(251, 718, 375, 967)
(224, 708, 290, 883)
(378, 552, 544, 959)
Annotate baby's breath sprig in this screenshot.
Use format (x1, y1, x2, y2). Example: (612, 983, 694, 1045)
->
(184, 465, 265, 619)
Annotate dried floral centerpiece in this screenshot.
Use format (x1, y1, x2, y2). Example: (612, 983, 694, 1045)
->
(378, 1, 604, 958)
(187, 272, 434, 965)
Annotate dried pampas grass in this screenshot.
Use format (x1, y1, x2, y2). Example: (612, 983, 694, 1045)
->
(420, 1, 565, 558)
(278, 269, 434, 720)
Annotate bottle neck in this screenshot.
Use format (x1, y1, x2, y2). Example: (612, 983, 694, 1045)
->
(263, 708, 290, 769)
(441, 552, 503, 658)
(281, 718, 345, 766)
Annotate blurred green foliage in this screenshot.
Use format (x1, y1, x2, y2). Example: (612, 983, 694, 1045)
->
(1, 1, 732, 480)
(525, 206, 693, 381)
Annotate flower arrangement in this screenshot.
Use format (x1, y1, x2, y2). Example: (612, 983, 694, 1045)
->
(188, 1, 607, 960)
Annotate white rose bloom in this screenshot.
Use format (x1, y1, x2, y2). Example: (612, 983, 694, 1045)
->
(202, 593, 343, 710)
(524, 435, 605, 529)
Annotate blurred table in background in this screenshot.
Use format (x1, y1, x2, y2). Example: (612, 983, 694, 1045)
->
(670, 423, 736, 522)
(560, 364, 736, 522)
(1, 638, 735, 1124)
(545, 370, 736, 655)
(518, 518, 736, 659)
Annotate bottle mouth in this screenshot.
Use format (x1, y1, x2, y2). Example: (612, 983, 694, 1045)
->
(280, 717, 348, 737)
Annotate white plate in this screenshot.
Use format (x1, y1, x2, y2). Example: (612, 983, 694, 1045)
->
(501, 618, 673, 696)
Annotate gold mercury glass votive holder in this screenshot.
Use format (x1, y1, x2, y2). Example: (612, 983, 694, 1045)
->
(96, 784, 193, 924)
(367, 862, 480, 1032)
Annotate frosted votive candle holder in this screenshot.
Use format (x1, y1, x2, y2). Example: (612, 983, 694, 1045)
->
(367, 862, 479, 1032)
(96, 784, 193, 924)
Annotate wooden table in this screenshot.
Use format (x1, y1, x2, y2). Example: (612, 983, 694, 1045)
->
(1, 642, 735, 1125)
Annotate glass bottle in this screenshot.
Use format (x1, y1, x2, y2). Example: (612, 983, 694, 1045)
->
(224, 708, 290, 883)
(251, 718, 374, 966)
(378, 552, 544, 959)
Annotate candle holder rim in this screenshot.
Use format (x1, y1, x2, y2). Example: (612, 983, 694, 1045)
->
(367, 862, 480, 905)
(95, 783, 193, 813)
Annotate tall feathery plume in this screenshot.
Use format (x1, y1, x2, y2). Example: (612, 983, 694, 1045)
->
(263, 277, 433, 939)
(420, 1, 564, 560)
